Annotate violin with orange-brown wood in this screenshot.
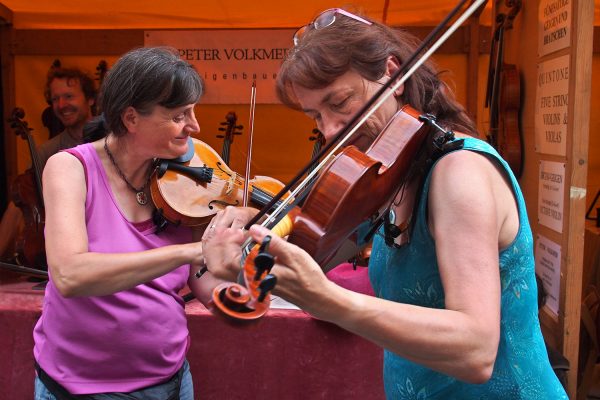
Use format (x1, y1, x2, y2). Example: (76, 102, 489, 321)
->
(150, 137, 290, 227)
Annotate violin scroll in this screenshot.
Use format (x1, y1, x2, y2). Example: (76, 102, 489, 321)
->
(216, 111, 243, 165)
(9, 108, 33, 140)
(209, 211, 297, 322)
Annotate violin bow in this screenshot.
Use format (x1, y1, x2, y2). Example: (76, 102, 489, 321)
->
(242, 80, 257, 207)
(243, 0, 487, 232)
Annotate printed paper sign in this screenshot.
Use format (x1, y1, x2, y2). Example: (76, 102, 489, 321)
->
(535, 55, 570, 156)
(538, 160, 565, 233)
(538, 0, 572, 57)
(535, 234, 562, 316)
(145, 30, 295, 104)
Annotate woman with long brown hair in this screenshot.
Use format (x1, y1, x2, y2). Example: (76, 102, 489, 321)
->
(203, 8, 567, 399)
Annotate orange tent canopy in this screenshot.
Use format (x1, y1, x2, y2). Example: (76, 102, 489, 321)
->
(0, 0, 494, 29)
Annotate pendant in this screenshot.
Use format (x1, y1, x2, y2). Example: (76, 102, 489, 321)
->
(136, 191, 148, 206)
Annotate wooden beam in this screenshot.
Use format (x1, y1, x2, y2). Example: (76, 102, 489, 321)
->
(1, 24, 17, 193)
(12, 30, 144, 55)
(563, 0, 594, 396)
(466, 4, 487, 125)
(401, 25, 490, 54)
(0, 3, 13, 26)
(10, 26, 492, 56)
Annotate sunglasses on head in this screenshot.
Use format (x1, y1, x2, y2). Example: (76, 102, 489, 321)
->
(293, 8, 372, 46)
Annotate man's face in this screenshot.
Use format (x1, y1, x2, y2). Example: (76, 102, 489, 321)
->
(49, 77, 93, 130)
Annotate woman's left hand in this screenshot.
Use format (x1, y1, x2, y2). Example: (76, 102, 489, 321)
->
(201, 206, 260, 280)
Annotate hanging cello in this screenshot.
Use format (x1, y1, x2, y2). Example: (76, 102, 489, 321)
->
(9, 108, 47, 269)
(485, 0, 523, 178)
(216, 111, 243, 165)
(207, 0, 487, 321)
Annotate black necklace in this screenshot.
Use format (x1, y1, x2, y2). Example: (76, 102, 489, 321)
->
(104, 136, 152, 206)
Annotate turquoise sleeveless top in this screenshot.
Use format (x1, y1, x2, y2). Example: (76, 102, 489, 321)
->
(368, 138, 568, 399)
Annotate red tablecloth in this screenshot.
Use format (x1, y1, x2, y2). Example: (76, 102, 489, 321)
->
(0, 273, 384, 400)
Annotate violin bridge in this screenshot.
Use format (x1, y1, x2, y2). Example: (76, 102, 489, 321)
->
(226, 172, 236, 195)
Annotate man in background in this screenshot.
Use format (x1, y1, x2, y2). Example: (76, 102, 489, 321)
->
(0, 67, 96, 264)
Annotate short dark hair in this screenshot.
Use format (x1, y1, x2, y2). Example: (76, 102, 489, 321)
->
(44, 67, 97, 104)
(98, 46, 204, 137)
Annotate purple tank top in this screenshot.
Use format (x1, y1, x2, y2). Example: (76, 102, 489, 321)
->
(33, 143, 193, 394)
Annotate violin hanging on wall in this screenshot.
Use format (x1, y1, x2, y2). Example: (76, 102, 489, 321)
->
(94, 60, 109, 115)
(307, 128, 325, 173)
(308, 128, 325, 159)
(9, 108, 47, 269)
(216, 111, 243, 165)
(95, 59, 109, 83)
(41, 59, 64, 139)
(485, 0, 523, 178)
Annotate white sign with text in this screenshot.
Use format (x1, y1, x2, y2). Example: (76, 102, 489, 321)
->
(145, 30, 295, 104)
(535, 234, 562, 316)
(538, 160, 565, 233)
(535, 55, 570, 156)
(538, 0, 572, 57)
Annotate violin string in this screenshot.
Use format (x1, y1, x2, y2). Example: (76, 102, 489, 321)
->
(243, 81, 257, 207)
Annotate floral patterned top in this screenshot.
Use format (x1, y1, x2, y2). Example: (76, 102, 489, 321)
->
(368, 138, 568, 399)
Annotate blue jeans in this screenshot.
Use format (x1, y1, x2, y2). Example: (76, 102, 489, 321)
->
(34, 360, 194, 400)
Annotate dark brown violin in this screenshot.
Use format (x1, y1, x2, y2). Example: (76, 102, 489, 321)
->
(9, 108, 47, 269)
(96, 60, 108, 84)
(207, 0, 486, 322)
(150, 137, 289, 227)
(210, 106, 452, 321)
(485, 0, 523, 178)
(216, 112, 243, 165)
(93, 60, 109, 116)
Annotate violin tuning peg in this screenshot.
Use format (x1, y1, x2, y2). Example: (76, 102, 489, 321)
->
(218, 127, 226, 131)
(253, 253, 274, 281)
(216, 135, 224, 138)
(253, 235, 274, 280)
(257, 274, 277, 302)
(236, 125, 244, 129)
